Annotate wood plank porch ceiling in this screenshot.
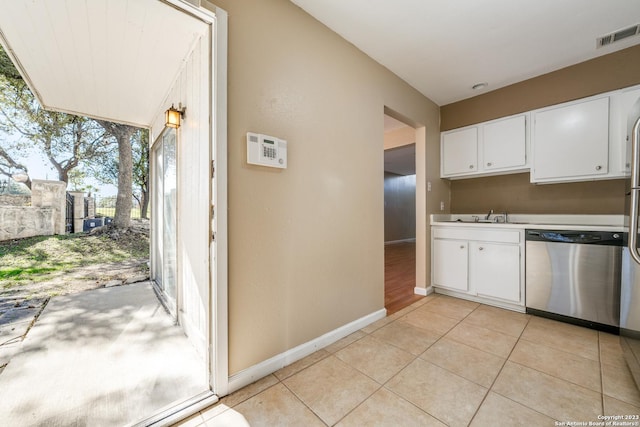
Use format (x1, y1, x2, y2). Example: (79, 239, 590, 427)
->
(0, 0, 208, 127)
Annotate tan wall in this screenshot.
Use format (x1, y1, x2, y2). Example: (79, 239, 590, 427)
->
(450, 173, 625, 214)
(441, 45, 640, 214)
(210, 0, 441, 374)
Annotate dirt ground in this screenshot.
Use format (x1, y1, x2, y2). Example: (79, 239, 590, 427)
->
(0, 223, 151, 372)
(0, 222, 149, 300)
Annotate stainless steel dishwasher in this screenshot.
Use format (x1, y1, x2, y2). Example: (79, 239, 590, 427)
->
(525, 229, 623, 332)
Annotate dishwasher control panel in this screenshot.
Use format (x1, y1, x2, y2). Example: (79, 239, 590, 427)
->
(525, 229, 623, 245)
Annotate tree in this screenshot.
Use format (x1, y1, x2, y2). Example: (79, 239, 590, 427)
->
(87, 128, 149, 219)
(1, 44, 145, 227)
(95, 121, 135, 228)
(0, 87, 110, 184)
(132, 129, 149, 218)
(0, 47, 31, 187)
(0, 47, 22, 80)
(0, 45, 111, 186)
(0, 140, 30, 188)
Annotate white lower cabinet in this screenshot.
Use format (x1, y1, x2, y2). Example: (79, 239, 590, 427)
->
(433, 239, 468, 292)
(470, 242, 520, 303)
(432, 226, 524, 310)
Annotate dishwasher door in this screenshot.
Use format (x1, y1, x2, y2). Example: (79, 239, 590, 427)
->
(526, 239, 622, 328)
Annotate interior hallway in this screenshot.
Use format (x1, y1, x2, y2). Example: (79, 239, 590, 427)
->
(385, 241, 423, 315)
(178, 294, 640, 426)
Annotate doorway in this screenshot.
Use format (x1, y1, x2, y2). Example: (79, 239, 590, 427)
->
(383, 114, 423, 314)
(0, 0, 229, 423)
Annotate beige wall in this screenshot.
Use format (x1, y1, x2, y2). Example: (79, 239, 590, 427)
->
(441, 44, 640, 214)
(210, 0, 441, 374)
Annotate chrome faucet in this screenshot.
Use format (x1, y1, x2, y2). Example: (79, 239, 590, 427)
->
(485, 209, 494, 221)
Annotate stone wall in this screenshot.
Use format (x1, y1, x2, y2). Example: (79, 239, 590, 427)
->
(0, 195, 30, 207)
(0, 206, 54, 241)
(31, 180, 66, 235)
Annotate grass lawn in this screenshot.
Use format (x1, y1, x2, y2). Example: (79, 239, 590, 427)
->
(0, 231, 149, 286)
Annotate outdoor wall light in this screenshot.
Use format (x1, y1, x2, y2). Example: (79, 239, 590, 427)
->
(165, 103, 186, 128)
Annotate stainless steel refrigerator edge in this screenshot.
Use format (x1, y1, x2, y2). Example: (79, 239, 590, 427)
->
(622, 95, 640, 388)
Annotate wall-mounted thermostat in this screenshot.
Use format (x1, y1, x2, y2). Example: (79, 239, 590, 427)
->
(247, 132, 287, 169)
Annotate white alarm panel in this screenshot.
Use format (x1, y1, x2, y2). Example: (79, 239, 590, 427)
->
(247, 132, 287, 169)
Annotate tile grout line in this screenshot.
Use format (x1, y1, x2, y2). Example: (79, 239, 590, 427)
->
(278, 379, 330, 426)
(466, 310, 536, 426)
(386, 298, 492, 426)
(599, 331, 606, 416)
(331, 305, 436, 425)
(376, 306, 453, 427)
(327, 296, 450, 426)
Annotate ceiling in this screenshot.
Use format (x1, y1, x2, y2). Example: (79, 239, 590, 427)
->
(290, 0, 640, 105)
(0, 0, 209, 127)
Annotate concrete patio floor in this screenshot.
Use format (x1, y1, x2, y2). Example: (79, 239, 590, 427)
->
(0, 282, 208, 426)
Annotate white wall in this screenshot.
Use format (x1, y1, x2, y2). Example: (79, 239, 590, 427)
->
(151, 34, 211, 361)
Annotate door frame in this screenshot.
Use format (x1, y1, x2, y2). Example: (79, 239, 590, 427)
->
(159, 0, 229, 397)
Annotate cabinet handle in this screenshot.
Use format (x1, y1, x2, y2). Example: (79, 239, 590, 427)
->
(460, 245, 465, 249)
(487, 162, 492, 167)
(469, 165, 474, 169)
(596, 165, 602, 171)
(479, 247, 484, 251)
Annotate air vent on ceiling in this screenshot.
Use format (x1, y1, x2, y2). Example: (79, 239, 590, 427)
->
(597, 24, 640, 48)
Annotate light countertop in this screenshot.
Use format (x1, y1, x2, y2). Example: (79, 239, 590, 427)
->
(431, 214, 625, 232)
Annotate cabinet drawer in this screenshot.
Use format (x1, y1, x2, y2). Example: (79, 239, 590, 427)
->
(433, 227, 520, 243)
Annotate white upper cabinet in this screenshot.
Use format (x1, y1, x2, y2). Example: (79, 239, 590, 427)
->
(440, 83, 640, 184)
(441, 127, 478, 176)
(483, 115, 527, 171)
(531, 96, 610, 182)
(441, 113, 528, 179)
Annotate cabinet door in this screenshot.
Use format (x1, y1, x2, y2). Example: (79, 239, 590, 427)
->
(441, 127, 478, 176)
(611, 87, 640, 176)
(433, 239, 468, 292)
(471, 242, 520, 303)
(532, 96, 609, 181)
(483, 115, 526, 171)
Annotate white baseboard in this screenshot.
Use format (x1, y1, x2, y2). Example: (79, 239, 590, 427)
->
(227, 308, 387, 394)
(384, 238, 416, 245)
(414, 286, 433, 296)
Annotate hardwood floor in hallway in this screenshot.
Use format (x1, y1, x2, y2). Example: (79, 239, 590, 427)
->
(385, 241, 424, 315)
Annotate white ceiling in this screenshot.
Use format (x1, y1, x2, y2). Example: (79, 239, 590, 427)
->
(0, 0, 209, 127)
(290, 0, 640, 105)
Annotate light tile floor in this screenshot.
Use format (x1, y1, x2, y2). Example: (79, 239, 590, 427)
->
(177, 294, 640, 426)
